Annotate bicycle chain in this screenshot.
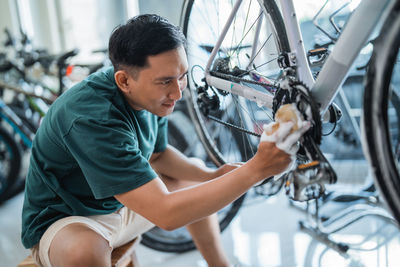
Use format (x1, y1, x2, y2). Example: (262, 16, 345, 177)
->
(207, 114, 261, 137)
(210, 71, 280, 91)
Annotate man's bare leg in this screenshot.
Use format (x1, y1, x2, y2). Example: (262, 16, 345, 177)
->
(48, 223, 112, 267)
(186, 213, 230, 267)
(161, 175, 230, 267)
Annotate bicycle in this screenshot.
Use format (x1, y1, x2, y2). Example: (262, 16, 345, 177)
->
(184, 0, 400, 210)
(0, 96, 34, 204)
(141, 0, 400, 253)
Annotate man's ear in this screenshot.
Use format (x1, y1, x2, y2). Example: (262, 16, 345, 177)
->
(115, 70, 133, 94)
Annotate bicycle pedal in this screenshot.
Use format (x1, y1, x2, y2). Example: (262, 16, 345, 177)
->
(307, 47, 328, 57)
(285, 160, 337, 201)
(297, 160, 320, 171)
(307, 47, 329, 67)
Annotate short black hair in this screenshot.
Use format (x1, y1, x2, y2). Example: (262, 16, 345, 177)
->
(108, 14, 186, 71)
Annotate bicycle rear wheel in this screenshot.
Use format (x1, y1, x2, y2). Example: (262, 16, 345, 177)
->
(363, 3, 400, 223)
(0, 126, 21, 202)
(182, 0, 290, 166)
(141, 192, 245, 252)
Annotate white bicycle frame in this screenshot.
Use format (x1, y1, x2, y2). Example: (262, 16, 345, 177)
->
(203, 0, 395, 117)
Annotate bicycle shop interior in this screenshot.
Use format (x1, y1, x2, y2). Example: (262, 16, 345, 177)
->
(1, 0, 400, 266)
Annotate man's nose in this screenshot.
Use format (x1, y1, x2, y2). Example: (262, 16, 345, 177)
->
(169, 79, 184, 100)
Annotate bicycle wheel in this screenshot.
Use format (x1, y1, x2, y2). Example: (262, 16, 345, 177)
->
(182, 0, 290, 166)
(141, 194, 245, 252)
(363, 3, 400, 223)
(141, 109, 246, 252)
(0, 126, 21, 202)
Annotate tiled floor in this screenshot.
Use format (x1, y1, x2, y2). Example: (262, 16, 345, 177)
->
(2, 182, 400, 267)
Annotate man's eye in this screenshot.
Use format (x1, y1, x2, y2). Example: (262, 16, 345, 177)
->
(160, 80, 171, 85)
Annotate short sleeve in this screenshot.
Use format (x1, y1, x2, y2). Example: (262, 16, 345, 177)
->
(153, 117, 168, 153)
(63, 117, 157, 199)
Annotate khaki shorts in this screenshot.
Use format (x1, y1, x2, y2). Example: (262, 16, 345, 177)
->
(31, 206, 154, 267)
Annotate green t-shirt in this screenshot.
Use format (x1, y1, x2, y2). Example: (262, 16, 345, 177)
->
(21, 67, 168, 249)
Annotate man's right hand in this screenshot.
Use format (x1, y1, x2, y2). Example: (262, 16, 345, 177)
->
(252, 120, 310, 180)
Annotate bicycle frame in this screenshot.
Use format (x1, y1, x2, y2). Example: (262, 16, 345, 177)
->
(310, 0, 393, 114)
(203, 0, 395, 117)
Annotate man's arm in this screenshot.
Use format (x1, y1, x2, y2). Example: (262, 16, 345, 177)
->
(149, 145, 238, 182)
(115, 141, 291, 231)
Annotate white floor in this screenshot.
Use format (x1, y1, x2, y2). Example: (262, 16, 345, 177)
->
(2, 184, 400, 267)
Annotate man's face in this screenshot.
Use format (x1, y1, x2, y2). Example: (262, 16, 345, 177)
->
(122, 46, 188, 117)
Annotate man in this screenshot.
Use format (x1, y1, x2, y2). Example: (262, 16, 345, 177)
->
(21, 14, 308, 267)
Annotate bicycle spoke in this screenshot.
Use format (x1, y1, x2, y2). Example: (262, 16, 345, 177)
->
(248, 33, 273, 69)
(250, 56, 280, 75)
(230, 13, 263, 60)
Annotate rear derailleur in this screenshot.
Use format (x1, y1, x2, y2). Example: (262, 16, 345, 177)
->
(273, 77, 339, 202)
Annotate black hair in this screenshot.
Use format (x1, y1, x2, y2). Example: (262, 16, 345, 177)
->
(108, 14, 186, 71)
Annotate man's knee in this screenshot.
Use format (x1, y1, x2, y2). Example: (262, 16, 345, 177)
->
(155, 157, 207, 191)
(49, 224, 111, 267)
(188, 157, 206, 167)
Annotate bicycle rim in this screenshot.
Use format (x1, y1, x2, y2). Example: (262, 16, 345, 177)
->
(183, 0, 290, 166)
(363, 3, 400, 223)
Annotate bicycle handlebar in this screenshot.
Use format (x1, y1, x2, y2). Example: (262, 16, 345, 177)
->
(3, 28, 14, 47)
(57, 49, 79, 67)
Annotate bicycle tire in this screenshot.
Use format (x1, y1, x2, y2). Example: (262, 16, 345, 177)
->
(141, 110, 246, 252)
(8, 102, 40, 135)
(141, 193, 246, 253)
(363, 2, 400, 223)
(182, 0, 290, 166)
(0, 126, 21, 203)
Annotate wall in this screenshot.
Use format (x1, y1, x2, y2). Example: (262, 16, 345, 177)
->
(138, 0, 184, 26)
